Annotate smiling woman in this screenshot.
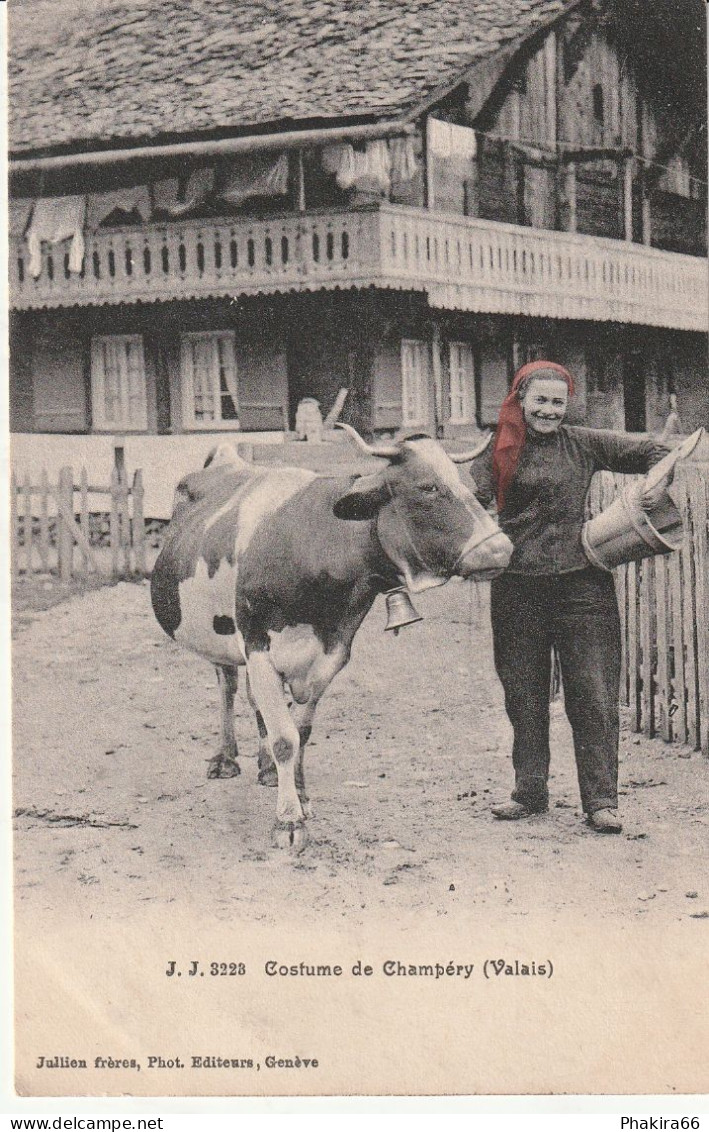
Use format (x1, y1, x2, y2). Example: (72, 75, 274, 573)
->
(469, 360, 670, 835)
(519, 375, 570, 434)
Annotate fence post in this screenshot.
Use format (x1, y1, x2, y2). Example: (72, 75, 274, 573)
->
(10, 473, 19, 581)
(687, 469, 709, 756)
(132, 470, 147, 577)
(639, 558, 654, 737)
(119, 473, 131, 576)
(654, 556, 671, 742)
(680, 483, 698, 750)
(57, 466, 74, 583)
(110, 467, 120, 577)
(23, 473, 33, 576)
(80, 467, 90, 574)
(39, 469, 50, 573)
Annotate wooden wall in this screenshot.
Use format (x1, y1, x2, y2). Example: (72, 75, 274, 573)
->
(10, 295, 708, 441)
(10, 300, 291, 436)
(557, 26, 638, 150)
(492, 34, 557, 148)
(426, 7, 706, 249)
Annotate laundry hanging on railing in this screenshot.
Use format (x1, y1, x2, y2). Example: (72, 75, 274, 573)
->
(26, 195, 86, 278)
(427, 118, 477, 160)
(85, 185, 152, 230)
(322, 140, 392, 192)
(389, 136, 419, 183)
(153, 167, 216, 218)
(218, 153, 289, 206)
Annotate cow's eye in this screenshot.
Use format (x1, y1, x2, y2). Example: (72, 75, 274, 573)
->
(419, 483, 438, 495)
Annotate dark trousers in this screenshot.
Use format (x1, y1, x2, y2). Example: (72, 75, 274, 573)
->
(490, 567, 621, 815)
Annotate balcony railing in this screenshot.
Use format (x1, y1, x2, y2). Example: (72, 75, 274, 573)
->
(9, 204, 708, 332)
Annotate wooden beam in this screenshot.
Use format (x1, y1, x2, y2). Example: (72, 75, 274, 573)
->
(565, 160, 577, 232)
(560, 145, 632, 163)
(431, 323, 444, 431)
(544, 31, 557, 148)
(424, 119, 435, 210)
(297, 150, 306, 213)
(623, 154, 634, 242)
(463, 159, 479, 217)
(638, 159, 653, 246)
(11, 119, 414, 175)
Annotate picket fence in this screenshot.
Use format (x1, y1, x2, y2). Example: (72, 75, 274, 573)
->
(11, 465, 147, 581)
(587, 463, 709, 755)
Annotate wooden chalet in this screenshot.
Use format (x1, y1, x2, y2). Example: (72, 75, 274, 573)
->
(8, 0, 708, 516)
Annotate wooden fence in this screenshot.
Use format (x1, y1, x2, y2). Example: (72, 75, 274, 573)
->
(11, 465, 147, 581)
(587, 463, 709, 756)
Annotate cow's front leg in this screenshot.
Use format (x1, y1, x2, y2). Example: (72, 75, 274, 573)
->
(245, 671, 277, 787)
(246, 652, 307, 852)
(207, 666, 241, 779)
(290, 700, 319, 819)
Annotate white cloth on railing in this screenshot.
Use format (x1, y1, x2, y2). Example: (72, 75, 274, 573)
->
(389, 136, 419, 182)
(218, 153, 289, 205)
(9, 198, 33, 238)
(154, 168, 216, 217)
(322, 140, 392, 191)
(86, 185, 152, 230)
(428, 118, 477, 160)
(26, 195, 86, 277)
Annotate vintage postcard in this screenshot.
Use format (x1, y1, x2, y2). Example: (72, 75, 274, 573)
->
(7, 0, 709, 1101)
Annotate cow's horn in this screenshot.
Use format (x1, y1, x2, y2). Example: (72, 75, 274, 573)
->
(336, 422, 400, 459)
(449, 432, 494, 463)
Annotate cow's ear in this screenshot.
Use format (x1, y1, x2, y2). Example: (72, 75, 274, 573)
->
(333, 474, 390, 521)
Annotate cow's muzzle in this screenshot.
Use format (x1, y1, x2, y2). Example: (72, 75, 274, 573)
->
(454, 530, 513, 579)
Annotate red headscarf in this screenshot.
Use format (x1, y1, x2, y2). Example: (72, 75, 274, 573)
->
(492, 360, 575, 511)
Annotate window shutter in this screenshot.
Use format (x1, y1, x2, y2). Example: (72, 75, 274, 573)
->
(236, 339, 287, 431)
(402, 340, 430, 426)
(449, 342, 474, 423)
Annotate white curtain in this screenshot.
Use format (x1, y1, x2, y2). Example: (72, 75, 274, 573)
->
(153, 168, 215, 217)
(219, 153, 289, 205)
(322, 140, 392, 191)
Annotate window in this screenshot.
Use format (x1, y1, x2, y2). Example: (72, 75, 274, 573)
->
(448, 342, 475, 423)
(401, 339, 430, 427)
(90, 335, 147, 430)
(180, 332, 239, 428)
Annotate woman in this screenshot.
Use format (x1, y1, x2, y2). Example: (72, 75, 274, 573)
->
(471, 360, 669, 833)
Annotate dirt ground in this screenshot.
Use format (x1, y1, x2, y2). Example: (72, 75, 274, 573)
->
(12, 576, 709, 931)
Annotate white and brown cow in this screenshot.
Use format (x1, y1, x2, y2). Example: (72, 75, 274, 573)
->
(151, 425, 513, 850)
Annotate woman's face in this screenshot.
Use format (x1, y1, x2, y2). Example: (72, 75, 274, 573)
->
(520, 377, 569, 434)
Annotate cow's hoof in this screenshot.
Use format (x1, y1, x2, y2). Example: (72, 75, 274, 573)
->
(272, 821, 309, 853)
(207, 755, 241, 779)
(258, 766, 278, 788)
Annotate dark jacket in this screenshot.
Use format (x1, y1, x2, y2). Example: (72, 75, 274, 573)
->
(470, 425, 669, 575)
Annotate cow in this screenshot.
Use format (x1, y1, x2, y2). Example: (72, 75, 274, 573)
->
(150, 424, 513, 851)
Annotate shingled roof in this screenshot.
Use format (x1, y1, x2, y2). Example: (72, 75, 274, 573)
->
(9, 0, 569, 157)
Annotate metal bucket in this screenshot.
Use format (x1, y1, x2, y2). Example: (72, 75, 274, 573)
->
(582, 428, 704, 572)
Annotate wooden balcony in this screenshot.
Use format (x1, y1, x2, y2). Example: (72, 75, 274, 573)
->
(9, 204, 708, 332)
